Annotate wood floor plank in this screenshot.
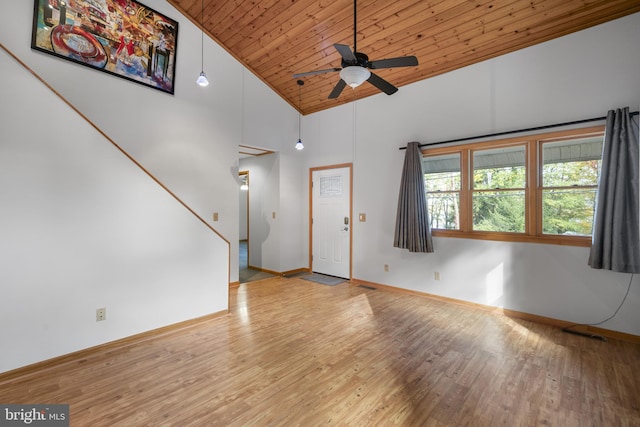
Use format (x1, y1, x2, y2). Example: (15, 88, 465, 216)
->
(1, 276, 639, 426)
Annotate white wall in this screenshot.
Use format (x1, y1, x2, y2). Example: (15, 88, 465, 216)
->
(239, 182, 248, 241)
(230, 64, 300, 277)
(297, 13, 640, 335)
(278, 149, 308, 273)
(0, 0, 297, 372)
(238, 70, 305, 274)
(0, 47, 228, 373)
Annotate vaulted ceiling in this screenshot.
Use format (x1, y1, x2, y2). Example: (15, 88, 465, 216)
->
(167, 0, 640, 116)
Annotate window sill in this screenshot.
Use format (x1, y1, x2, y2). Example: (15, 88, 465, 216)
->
(431, 230, 591, 247)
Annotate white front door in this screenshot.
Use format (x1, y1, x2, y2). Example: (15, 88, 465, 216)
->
(311, 166, 351, 279)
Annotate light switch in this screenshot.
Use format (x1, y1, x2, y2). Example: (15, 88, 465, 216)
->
(213, 212, 219, 221)
(272, 211, 276, 219)
(359, 213, 366, 222)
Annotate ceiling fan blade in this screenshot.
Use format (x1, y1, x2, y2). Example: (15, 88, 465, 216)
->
(367, 72, 398, 95)
(293, 68, 341, 78)
(328, 79, 347, 99)
(334, 44, 357, 63)
(369, 55, 419, 69)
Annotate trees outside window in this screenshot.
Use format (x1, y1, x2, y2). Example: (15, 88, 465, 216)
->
(541, 137, 601, 236)
(472, 146, 526, 233)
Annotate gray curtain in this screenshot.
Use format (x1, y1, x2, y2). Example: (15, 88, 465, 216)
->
(394, 141, 434, 252)
(588, 107, 640, 273)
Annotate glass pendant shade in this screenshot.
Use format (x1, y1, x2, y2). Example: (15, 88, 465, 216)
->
(196, 71, 209, 87)
(340, 66, 370, 88)
(295, 138, 304, 150)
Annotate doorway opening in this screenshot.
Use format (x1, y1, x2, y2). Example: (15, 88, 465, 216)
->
(239, 170, 249, 276)
(238, 170, 276, 283)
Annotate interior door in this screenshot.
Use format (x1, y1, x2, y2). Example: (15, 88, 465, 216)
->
(311, 166, 351, 279)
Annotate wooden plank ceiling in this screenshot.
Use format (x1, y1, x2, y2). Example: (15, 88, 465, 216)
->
(168, 0, 640, 115)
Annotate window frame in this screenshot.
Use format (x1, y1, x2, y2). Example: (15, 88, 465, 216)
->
(423, 126, 605, 247)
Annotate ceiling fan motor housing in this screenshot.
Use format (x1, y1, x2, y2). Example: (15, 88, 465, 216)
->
(342, 52, 369, 68)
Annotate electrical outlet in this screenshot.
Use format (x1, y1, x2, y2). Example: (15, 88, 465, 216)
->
(384, 264, 389, 272)
(96, 308, 106, 322)
(434, 272, 440, 281)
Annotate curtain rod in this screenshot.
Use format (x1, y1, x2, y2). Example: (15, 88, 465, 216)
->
(399, 111, 639, 150)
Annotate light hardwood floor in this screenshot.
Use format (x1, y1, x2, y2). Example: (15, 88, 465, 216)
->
(1, 277, 639, 426)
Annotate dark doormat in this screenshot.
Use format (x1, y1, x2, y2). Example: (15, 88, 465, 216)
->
(301, 273, 347, 286)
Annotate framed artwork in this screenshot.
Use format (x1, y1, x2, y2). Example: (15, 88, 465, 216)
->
(31, 0, 179, 94)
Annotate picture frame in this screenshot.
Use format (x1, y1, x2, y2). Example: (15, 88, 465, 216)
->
(31, 0, 179, 94)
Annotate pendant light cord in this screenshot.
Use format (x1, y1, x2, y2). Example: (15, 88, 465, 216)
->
(296, 79, 304, 145)
(298, 83, 301, 137)
(352, 89, 357, 162)
(200, 0, 204, 71)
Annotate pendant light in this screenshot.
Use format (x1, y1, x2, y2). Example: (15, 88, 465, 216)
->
(196, 0, 209, 87)
(295, 80, 304, 150)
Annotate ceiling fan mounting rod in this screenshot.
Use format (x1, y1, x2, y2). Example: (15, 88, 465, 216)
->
(353, 0, 357, 54)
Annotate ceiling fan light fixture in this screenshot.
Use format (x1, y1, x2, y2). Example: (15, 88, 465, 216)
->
(340, 66, 370, 88)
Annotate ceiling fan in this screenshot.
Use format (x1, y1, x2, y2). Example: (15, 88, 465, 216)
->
(293, 0, 419, 99)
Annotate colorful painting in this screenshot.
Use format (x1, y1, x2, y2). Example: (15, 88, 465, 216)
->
(31, 0, 178, 94)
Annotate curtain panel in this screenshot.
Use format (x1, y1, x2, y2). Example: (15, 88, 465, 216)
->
(394, 141, 434, 253)
(588, 107, 640, 273)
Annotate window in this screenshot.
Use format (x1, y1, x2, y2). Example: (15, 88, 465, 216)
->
(472, 145, 526, 233)
(423, 126, 604, 246)
(424, 153, 461, 230)
(540, 136, 602, 236)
